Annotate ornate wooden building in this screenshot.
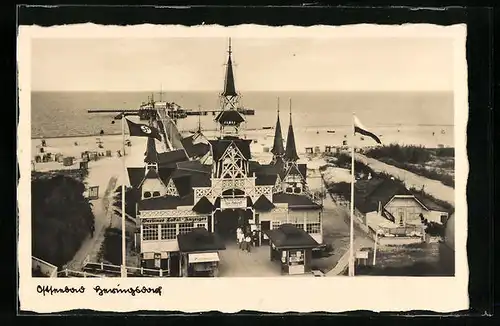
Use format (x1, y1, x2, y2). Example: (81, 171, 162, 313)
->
(127, 39, 323, 276)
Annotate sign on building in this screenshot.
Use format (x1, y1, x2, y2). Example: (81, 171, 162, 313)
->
(142, 216, 207, 224)
(220, 197, 247, 210)
(88, 186, 99, 200)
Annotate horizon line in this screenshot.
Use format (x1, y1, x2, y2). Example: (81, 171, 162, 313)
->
(30, 89, 455, 93)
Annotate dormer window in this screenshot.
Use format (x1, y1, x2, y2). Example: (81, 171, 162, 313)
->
(143, 191, 152, 198)
(147, 163, 158, 171)
(152, 191, 161, 197)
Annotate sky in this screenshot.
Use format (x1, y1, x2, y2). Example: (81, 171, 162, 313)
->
(31, 37, 455, 92)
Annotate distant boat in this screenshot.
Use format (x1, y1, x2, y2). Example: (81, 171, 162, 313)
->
(327, 130, 335, 134)
(262, 126, 273, 130)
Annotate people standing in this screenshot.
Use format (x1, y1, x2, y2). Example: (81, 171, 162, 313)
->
(236, 227, 244, 250)
(245, 234, 252, 253)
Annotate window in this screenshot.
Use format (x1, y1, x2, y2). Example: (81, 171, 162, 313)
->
(160, 224, 176, 240)
(196, 223, 206, 229)
(290, 223, 304, 231)
(152, 191, 161, 197)
(306, 223, 321, 234)
(142, 224, 158, 241)
(271, 221, 281, 229)
(178, 222, 194, 235)
(143, 191, 152, 198)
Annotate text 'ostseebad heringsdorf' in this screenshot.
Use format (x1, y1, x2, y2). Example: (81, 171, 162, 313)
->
(36, 285, 163, 297)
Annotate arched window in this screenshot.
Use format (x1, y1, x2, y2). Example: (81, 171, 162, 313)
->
(152, 191, 161, 197)
(143, 191, 152, 198)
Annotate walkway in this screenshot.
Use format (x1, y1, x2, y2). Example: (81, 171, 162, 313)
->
(65, 165, 118, 271)
(355, 153, 455, 206)
(218, 243, 282, 277)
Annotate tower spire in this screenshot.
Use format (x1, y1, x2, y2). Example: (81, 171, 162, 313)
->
(271, 97, 285, 160)
(144, 137, 159, 166)
(222, 37, 237, 98)
(284, 98, 299, 162)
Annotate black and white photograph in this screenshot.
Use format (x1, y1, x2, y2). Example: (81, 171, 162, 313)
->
(18, 23, 468, 313)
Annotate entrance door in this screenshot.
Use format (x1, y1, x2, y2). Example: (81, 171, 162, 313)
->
(215, 209, 240, 241)
(169, 252, 181, 277)
(261, 221, 271, 244)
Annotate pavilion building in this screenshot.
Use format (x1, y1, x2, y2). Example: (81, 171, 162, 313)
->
(127, 38, 323, 276)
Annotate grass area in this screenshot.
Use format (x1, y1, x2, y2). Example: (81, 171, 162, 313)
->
(364, 144, 455, 188)
(344, 243, 454, 276)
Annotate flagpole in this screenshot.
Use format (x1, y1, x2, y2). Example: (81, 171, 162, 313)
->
(349, 113, 355, 277)
(121, 114, 127, 278)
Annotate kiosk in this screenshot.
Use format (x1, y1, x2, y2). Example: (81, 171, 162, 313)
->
(177, 228, 226, 277)
(265, 224, 319, 275)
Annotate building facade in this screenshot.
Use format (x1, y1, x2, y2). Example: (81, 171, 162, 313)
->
(127, 39, 323, 276)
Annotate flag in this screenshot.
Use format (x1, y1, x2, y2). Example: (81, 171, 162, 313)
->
(353, 115, 382, 144)
(125, 119, 162, 141)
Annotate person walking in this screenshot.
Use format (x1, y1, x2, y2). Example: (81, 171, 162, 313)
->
(90, 224, 95, 238)
(245, 234, 252, 253)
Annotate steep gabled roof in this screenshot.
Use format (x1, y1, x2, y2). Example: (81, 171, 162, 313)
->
(284, 108, 299, 162)
(255, 174, 278, 186)
(253, 195, 275, 212)
(272, 193, 321, 210)
(271, 107, 285, 157)
(138, 193, 195, 211)
(144, 137, 159, 163)
(181, 136, 211, 158)
(158, 149, 189, 166)
(127, 167, 145, 189)
(354, 178, 411, 214)
(192, 196, 214, 214)
(209, 138, 252, 161)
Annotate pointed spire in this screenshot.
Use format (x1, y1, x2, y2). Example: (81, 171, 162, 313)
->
(222, 38, 237, 97)
(271, 97, 285, 157)
(197, 105, 202, 133)
(284, 98, 299, 162)
(144, 137, 159, 164)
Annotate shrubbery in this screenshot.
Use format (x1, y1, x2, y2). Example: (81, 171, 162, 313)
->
(364, 144, 455, 188)
(31, 171, 95, 268)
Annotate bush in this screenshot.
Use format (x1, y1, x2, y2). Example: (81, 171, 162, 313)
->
(365, 144, 432, 164)
(31, 172, 95, 268)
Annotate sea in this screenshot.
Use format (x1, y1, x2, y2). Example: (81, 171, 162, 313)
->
(30, 91, 455, 147)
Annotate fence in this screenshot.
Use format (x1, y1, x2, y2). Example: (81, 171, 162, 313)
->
(57, 269, 105, 278)
(379, 224, 422, 237)
(82, 260, 169, 277)
(32, 256, 58, 277)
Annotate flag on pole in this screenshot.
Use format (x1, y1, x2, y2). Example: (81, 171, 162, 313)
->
(353, 115, 382, 144)
(125, 119, 162, 141)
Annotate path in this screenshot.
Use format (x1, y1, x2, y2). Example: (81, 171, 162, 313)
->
(355, 153, 455, 206)
(65, 172, 118, 271)
(317, 194, 374, 273)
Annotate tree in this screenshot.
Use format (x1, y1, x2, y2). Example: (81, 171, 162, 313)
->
(31, 172, 95, 268)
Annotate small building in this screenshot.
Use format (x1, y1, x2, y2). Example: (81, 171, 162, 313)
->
(177, 227, 226, 277)
(305, 147, 313, 154)
(265, 224, 319, 275)
(324, 146, 332, 153)
(355, 178, 451, 238)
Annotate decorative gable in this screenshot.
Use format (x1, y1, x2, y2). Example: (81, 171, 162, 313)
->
(165, 178, 179, 196)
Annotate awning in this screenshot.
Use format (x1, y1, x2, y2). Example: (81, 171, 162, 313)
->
(188, 252, 220, 264)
